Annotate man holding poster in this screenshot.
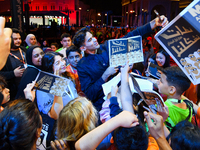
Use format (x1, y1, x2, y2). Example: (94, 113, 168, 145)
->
(73, 16, 168, 111)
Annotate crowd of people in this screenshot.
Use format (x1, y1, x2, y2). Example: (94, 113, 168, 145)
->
(0, 14, 200, 150)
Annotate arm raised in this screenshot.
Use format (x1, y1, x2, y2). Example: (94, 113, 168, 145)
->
(75, 111, 139, 150)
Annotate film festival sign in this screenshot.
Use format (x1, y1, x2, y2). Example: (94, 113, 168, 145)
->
(155, 0, 200, 85)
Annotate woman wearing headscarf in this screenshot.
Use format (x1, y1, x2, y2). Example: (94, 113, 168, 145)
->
(25, 34, 38, 49)
(15, 46, 44, 99)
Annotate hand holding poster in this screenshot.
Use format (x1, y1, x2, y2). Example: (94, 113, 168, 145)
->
(146, 62, 162, 79)
(155, 0, 200, 85)
(108, 35, 143, 67)
(34, 71, 77, 98)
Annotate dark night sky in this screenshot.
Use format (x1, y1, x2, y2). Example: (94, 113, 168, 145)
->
(80, 0, 122, 15)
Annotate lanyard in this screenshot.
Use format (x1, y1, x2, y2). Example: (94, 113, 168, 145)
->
(9, 48, 25, 64)
(167, 98, 183, 103)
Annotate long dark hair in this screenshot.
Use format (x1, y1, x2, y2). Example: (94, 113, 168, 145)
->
(155, 49, 170, 68)
(41, 52, 63, 74)
(41, 52, 72, 79)
(0, 99, 42, 150)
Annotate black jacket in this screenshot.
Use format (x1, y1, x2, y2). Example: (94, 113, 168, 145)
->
(77, 23, 152, 111)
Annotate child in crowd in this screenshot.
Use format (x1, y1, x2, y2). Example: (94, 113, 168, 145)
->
(75, 111, 140, 150)
(157, 66, 193, 131)
(56, 96, 98, 150)
(38, 52, 78, 120)
(41, 39, 49, 51)
(51, 42, 59, 52)
(75, 63, 158, 150)
(0, 99, 42, 150)
(66, 45, 83, 94)
(56, 33, 72, 57)
(144, 111, 200, 150)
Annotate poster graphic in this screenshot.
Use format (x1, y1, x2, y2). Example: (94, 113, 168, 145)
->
(108, 35, 143, 67)
(155, 0, 200, 85)
(35, 71, 75, 98)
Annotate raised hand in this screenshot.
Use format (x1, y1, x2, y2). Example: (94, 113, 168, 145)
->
(102, 66, 119, 81)
(150, 15, 169, 30)
(111, 85, 118, 97)
(144, 111, 165, 140)
(50, 139, 67, 150)
(24, 81, 36, 101)
(116, 111, 139, 128)
(0, 17, 12, 70)
(156, 98, 169, 122)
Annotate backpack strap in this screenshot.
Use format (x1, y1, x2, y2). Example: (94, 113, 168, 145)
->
(183, 99, 197, 126)
(165, 99, 194, 131)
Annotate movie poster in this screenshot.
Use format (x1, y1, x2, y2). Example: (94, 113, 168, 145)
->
(155, 0, 200, 85)
(109, 35, 143, 67)
(34, 71, 75, 98)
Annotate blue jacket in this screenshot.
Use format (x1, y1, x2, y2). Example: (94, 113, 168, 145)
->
(77, 23, 152, 110)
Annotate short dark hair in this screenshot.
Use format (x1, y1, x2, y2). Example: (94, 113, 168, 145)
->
(61, 33, 71, 41)
(0, 99, 42, 150)
(50, 42, 58, 48)
(72, 27, 90, 48)
(66, 45, 81, 58)
(168, 120, 200, 150)
(113, 124, 148, 150)
(12, 28, 20, 34)
(161, 66, 191, 95)
(42, 51, 63, 74)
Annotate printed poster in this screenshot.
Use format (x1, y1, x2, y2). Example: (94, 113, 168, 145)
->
(155, 0, 200, 85)
(109, 35, 143, 67)
(34, 71, 75, 98)
(127, 36, 144, 65)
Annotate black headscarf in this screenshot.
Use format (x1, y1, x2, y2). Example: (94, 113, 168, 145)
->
(15, 46, 42, 99)
(26, 45, 42, 69)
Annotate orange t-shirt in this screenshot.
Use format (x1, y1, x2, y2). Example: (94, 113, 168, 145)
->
(66, 64, 82, 94)
(107, 136, 159, 150)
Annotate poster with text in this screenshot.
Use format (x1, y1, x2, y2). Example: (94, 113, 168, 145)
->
(34, 71, 74, 97)
(155, 0, 200, 85)
(109, 35, 143, 67)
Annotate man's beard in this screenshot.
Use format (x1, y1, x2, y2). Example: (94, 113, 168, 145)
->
(11, 45, 20, 49)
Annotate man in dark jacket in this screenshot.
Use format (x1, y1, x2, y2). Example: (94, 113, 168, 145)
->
(0, 28, 26, 100)
(73, 16, 168, 111)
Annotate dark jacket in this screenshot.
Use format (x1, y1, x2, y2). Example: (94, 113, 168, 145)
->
(15, 46, 41, 99)
(77, 23, 152, 111)
(15, 66, 40, 99)
(0, 49, 26, 100)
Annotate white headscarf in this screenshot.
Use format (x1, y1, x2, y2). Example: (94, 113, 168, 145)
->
(25, 34, 37, 46)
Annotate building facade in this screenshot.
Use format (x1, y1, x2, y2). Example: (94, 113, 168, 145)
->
(121, 0, 193, 27)
(25, 0, 79, 26)
(0, 0, 86, 26)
